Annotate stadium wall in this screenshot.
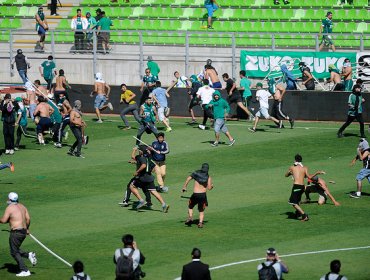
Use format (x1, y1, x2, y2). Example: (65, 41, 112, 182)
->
(69, 85, 369, 122)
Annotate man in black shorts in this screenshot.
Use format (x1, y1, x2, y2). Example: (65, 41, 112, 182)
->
(128, 145, 169, 212)
(182, 163, 213, 228)
(222, 73, 250, 119)
(304, 175, 340, 206)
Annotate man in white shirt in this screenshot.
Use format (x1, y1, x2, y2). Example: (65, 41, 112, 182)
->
(249, 82, 280, 133)
(320, 260, 348, 280)
(167, 71, 188, 91)
(196, 79, 215, 130)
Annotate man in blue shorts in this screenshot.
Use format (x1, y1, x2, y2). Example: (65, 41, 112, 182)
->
(33, 95, 54, 145)
(35, 7, 48, 51)
(204, 0, 219, 29)
(350, 138, 370, 199)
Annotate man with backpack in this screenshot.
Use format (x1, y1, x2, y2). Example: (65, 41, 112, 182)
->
(257, 248, 289, 280)
(320, 260, 348, 280)
(114, 234, 146, 280)
(70, 260, 91, 280)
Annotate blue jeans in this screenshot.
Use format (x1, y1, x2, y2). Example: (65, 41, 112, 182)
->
(18, 69, 28, 84)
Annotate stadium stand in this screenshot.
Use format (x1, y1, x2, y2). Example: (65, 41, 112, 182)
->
(0, 0, 368, 48)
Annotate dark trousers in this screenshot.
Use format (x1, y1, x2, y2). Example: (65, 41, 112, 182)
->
(9, 229, 29, 272)
(70, 125, 83, 155)
(74, 32, 85, 50)
(136, 122, 158, 145)
(3, 122, 15, 150)
(201, 104, 213, 126)
(15, 125, 27, 147)
(124, 177, 151, 204)
(53, 118, 69, 143)
(50, 0, 57, 15)
(338, 113, 365, 137)
(44, 78, 53, 90)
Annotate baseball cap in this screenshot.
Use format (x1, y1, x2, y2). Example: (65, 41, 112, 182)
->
(15, 97, 23, 102)
(266, 248, 276, 255)
(256, 82, 263, 88)
(8, 192, 18, 202)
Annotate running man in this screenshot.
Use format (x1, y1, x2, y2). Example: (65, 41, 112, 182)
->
(182, 163, 213, 228)
(166, 71, 188, 91)
(197, 79, 214, 130)
(0, 192, 37, 277)
(39, 55, 56, 91)
(249, 83, 281, 133)
(92, 72, 113, 123)
(53, 69, 71, 102)
(34, 95, 54, 145)
(285, 154, 309, 221)
(187, 75, 202, 123)
(319, 11, 335, 52)
(140, 68, 158, 105)
(222, 73, 251, 120)
(205, 91, 235, 147)
(119, 84, 141, 130)
(337, 84, 365, 138)
(325, 64, 344, 91)
(35, 6, 48, 51)
(136, 97, 159, 146)
(152, 81, 172, 132)
(129, 145, 170, 212)
(341, 58, 353, 91)
(204, 65, 222, 89)
(269, 79, 294, 129)
(151, 132, 170, 193)
(304, 175, 340, 206)
(349, 138, 370, 199)
(239, 70, 253, 119)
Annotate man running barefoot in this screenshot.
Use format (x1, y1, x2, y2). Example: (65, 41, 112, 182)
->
(182, 163, 213, 228)
(285, 154, 309, 221)
(92, 72, 113, 123)
(0, 192, 37, 277)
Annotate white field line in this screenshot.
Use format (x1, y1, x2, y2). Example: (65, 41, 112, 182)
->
(173, 245, 370, 280)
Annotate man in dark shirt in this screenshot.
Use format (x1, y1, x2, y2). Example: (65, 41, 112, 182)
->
(299, 62, 315, 90)
(181, 248, 211, 280)
(151, 132, 170, 193)
(1, 94, 17, 155)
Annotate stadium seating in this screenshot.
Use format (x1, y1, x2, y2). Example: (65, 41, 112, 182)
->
(0, 0, 369, 47)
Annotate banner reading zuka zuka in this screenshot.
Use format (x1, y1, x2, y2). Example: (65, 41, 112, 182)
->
(240, 51, 357, 79)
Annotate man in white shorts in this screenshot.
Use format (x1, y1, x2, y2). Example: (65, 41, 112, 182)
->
(249, 83, 280, 133)
(151, 81, 172, 132)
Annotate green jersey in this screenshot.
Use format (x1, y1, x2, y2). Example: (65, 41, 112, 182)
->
(97, 16, 112, 30)
(48, 100, 62, 124)
(41, 60, 56, 80)
(143, 74, 158, 87)
(142, 103, 156, 123)
(240, 77, 252, 98)
(204, 0, 213, 5)
(35, 11, 45, 30)
(147, 61, 160, 76)
(348, 93, 362, 116)
(321, 17, 333, 33)
(17, 107, 28, 126)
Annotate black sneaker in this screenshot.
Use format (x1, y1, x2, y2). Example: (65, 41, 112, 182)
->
(67, 150, 75, 156)
(289, 119, 294, 129)
(283, 0, 290, 4)
(248, 127, 256, 133)
(301, 214, 309, 221)
(349, 193, 361, 199)
(185, 218, 193, 226)
(337, 133, 344, 138)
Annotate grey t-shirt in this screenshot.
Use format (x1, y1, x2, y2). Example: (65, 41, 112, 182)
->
(114, 248, 141, 270)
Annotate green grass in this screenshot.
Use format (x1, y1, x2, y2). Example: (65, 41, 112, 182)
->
(0, 116, 369, 279)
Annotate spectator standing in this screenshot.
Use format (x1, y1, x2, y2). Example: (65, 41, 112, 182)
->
(204, 0, 219, 29)
(319, 11, 336, 52)
(97, 11, 112, 54)
(181, 248, 211, 280)
(35, 6, 48, 51)
(274, 0, 289, 4)
(257, 248, 289, 280)
(50, 0, 58, 16)
(71, 9, 88, 52)
(341, 58, 353, 91)
(298, 62, 315, 90)
(95, 8, 102, 22)
(340, 0, 353, 4)
(86, 12, 97, 50)
(320, 260, 348, 280)
(239, 70, 253, 119)
(39, 55, 56, 91)
(11, 49, 30, 84)
(1, 94, 16, 155)
(146, 56, 160, 77)
(113, 234, 146, 280)
(337, 84, 365, 138)
(70, 260, 91, 280)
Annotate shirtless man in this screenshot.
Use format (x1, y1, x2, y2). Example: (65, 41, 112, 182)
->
(54, 91, 72, 148)
(54, 69, 71, 102)
(325, 64, 344, 91)
(34, 79, 47, 95)
(25, 81, 37, 121)
(68, 100, 86, 158)
(182, 163, 213, 228)
(204, 65, 222, 89)
(270, 81, 294, 129)
(304, 175, 340, 206)
(92, 72, 113, 123)
(0, 192, 37, 277)
(341, 58, 353, 91)
(285, 154, 309, 221)
(34, 95, 54, 144)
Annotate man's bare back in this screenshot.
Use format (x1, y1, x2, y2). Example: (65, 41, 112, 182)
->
(331, 72, 342, 84)
(193, 177, 213, 194)
(95, 81, 109, 95)
(286, 165, 309, 185)
(27, 91, 37, 105)
(205, 68, 220, 84)
(35, 102, 53, 118)
(55, 76, 67, 91)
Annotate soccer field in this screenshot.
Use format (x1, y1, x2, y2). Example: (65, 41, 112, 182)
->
(0, 116, 369, 280)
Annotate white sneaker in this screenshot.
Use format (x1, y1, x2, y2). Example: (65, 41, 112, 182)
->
(96, 119, 103, 123)
(63, 131, 69, 140)
(5, 149, 10, 154)
(198, 124, 205, 130)
(28, 252, 37, 266)
(54, 143, 62, 148)
(107, 102, 113, 110)
(16, 270, 31, 277)
(9, 149, 14, 155)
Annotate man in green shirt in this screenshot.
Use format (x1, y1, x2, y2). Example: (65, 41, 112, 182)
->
(239, 70, 253, 120)
(39, 55, 56, 91)
(97, 11, 112, 54)
(319, 11, 336, 52)
(337, 85, 365, 138)
(147, 56, 160, 77)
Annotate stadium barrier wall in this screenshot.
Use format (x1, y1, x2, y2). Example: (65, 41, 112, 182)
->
(69, 85, 370, 122)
